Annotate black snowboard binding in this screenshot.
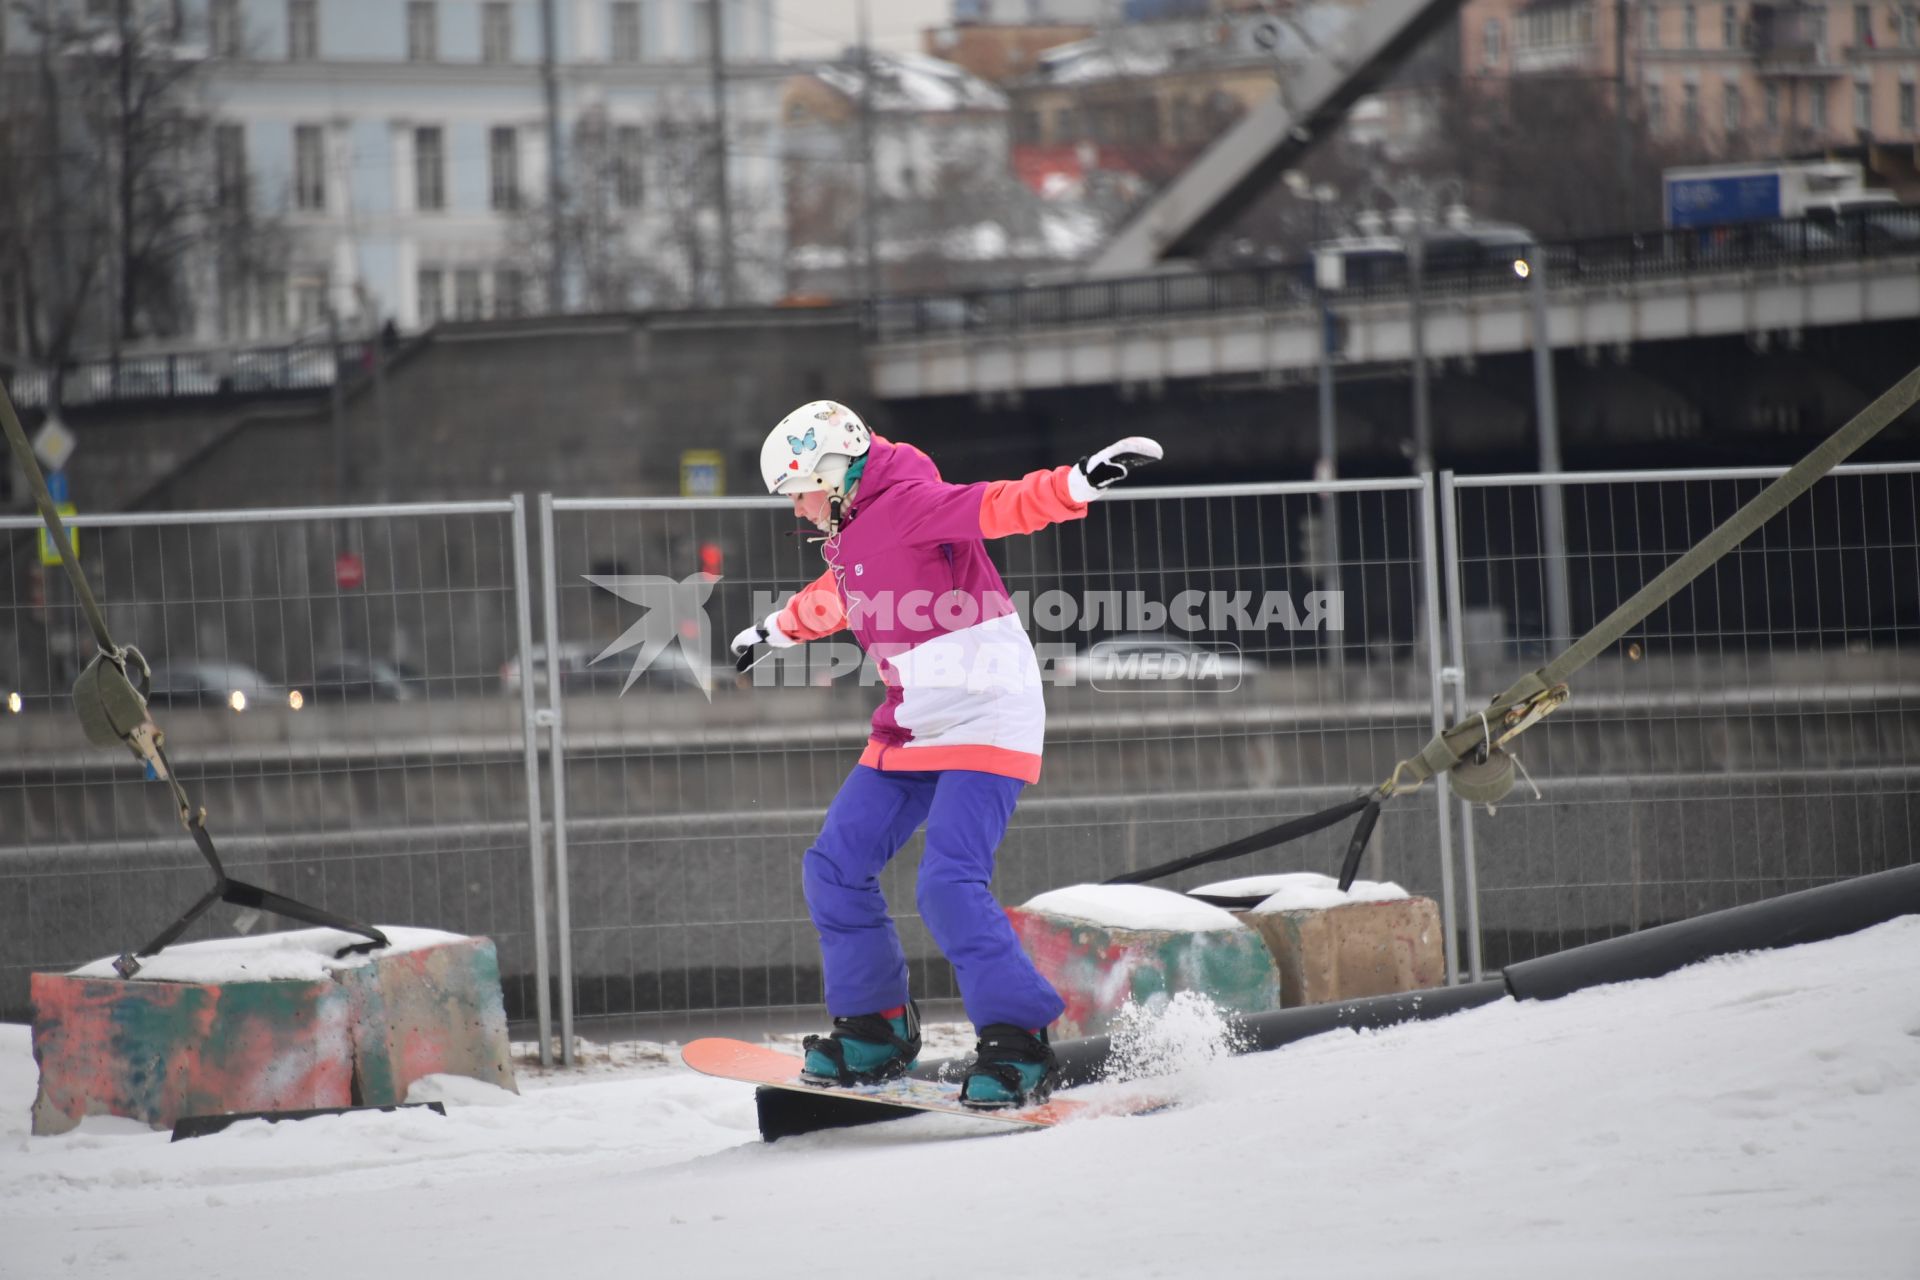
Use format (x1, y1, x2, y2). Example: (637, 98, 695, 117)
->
(961, 1024, 1058, 1110)
(801, 1000, 923, 1086)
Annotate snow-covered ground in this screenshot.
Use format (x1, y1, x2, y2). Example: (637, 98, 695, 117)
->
(5, 918, 1918, 1280)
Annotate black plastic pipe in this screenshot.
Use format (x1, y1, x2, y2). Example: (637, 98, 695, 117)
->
(1504, 862, 1920, 1002)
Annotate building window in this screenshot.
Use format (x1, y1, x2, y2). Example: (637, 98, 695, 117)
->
(483, 1, 513, 62)
(293, 124, 326, 211)
(1853, 3, 1872, 45)
(214, 122, 248, 210)
(1900, 81, 1916, 127)
(1647, 81, 1664, 127)
(1724, 81, 1742, 130)
(292, 274, 329, 330)
(417, 269, 444, 326)
(1683, 81, 1700, 131)
(1722, 3, 1737, 45)
(489, 126, 520, 211)
(689, 0, 713, 61)
(615, 124, 645, 207)
(1809, 5, 1827, 46)
(1644, 2, 1661, 48)
(494, 268, 525, 317)
(1855, 80, 1872, 129)
(1810, 81, 1828, 128)
(1483, 16, 1502, 66)
(407, 1, 438, 61)
(414, 126, 446, 210)
(287, 0, 317, 59)
(210, 0, 242, 56)
(610, 1, 642, 61)
(453, 269, 482, 320)
(1683, 3, 1697, 46)
(1765, 79, 1780, 125)
(1903, 8, 1918, 46)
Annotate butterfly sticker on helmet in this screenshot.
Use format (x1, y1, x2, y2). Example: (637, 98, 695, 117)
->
(787, 427, 817, 454)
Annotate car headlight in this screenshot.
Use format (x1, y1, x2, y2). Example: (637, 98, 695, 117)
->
(229, 690, 248, 712)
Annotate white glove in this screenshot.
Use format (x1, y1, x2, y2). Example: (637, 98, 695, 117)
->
(730, 611, 798, 672)
(1068, 436, 1163, 503)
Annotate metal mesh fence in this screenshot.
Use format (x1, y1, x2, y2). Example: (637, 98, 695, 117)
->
(8, 463, 1906, 1038)
(1442, 464, 1920, 976)
(0, 501, 545, 1021)
(541, 480, 1446, 1029)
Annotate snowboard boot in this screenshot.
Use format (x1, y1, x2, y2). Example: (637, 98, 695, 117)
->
(961, 1024, 1057, 1110)
(801, 1000, 922, 1086)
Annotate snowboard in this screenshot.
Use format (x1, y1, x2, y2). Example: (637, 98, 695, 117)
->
(682, 1037, 1149, 1130)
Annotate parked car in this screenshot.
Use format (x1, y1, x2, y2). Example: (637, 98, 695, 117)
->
(143, 660, 296, 712)
(304, 654, 415, 703)
(499, 640, 707, 696)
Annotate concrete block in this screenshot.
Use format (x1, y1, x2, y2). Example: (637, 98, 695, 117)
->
(31, 929, 515, 1135)
(1239, 898, 1446, 1007)
(1008, 888, 1281, 1040)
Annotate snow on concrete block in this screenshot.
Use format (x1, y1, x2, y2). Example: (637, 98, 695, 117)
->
(1213, 877, 1444, 1007)
(31, 928, 516, 1135)
(1009, 885, 1280, 1040)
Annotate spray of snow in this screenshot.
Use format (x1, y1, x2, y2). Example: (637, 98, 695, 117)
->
(1100, 991, 1250, 1087)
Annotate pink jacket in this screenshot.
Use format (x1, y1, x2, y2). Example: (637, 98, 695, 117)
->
(775, 436, 1089, 783)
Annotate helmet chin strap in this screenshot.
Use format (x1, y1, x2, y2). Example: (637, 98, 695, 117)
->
(827, 493, 844, 537)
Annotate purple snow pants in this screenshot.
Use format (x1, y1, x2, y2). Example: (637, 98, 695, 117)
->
(803, 766, 1065, 1031)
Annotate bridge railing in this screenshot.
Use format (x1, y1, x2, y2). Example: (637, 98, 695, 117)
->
(870, 207, 1920, 339)
(0, 335, 378, 412)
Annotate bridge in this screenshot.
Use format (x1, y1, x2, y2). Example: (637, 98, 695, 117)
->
(866, 216, 1920, 403)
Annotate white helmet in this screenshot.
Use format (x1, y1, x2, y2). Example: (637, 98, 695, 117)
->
(760, 400, 872, 497)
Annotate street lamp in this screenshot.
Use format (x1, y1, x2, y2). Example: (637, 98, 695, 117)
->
(1515, 249, 1572, 650)
(1287, 169, 1347, 668)
(1387, 203, 1432, 476)
(1366, 175, 1463, 478)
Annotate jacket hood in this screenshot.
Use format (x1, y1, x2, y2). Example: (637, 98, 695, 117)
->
(850, 436, 941, 509)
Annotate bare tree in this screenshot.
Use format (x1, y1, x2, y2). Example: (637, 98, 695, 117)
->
(501, 106, 773, 311)
(0, 0, 284, 401)
(1411, 75, 1697, 237)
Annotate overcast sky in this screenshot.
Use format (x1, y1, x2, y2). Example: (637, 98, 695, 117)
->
(774, 0, 953, 61)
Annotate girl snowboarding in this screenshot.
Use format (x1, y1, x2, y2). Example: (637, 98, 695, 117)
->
(731, 400, 1161, 1108)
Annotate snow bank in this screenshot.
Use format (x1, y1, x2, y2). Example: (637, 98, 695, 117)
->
(1022, 884, 1248, 932)
(66, 926, 467, 984)
(1191, 872, 1410, 913)
(4, 916, 1919, 1277)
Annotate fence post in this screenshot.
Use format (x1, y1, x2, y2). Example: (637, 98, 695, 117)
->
(1439, 471, 1484, 981)
(537, 494, 576, 1067)
(510, 493, 556, 1066)
(1417, 472, 1461, 985)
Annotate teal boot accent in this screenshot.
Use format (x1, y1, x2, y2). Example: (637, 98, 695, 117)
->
(961, 1024, 1057, 1110)
(801, 1001, 921, 1085)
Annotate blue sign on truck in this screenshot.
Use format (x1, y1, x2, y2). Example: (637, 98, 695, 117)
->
(1665, 173, 1783, 228)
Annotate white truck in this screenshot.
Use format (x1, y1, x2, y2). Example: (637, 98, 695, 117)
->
(1662, 160, 1900, 228)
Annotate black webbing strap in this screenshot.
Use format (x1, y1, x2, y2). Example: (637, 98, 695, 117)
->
(1102, 794, 1374, 886)
(1335, 794, 1384, 892)
(2, 381, 389, 978)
